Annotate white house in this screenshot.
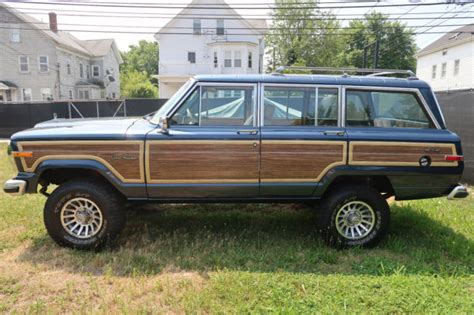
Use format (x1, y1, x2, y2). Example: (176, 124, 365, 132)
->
(416, 24, 473, 92)
(0, 3, 122, 102)
(155, 0, 267, 98)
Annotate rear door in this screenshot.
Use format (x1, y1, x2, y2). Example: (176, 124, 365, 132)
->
(146, 83, 260, 199)
(259, 84, 347, 197)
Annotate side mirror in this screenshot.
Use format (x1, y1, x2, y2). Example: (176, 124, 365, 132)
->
(159, 116, 169, 134)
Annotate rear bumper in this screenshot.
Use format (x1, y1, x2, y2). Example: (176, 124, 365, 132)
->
(3, 179, 27, 196)
(447, 185, 468, 200)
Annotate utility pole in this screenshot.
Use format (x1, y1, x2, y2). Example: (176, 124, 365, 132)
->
(362, 38, 381, 69)
(373, 39, 380, 69)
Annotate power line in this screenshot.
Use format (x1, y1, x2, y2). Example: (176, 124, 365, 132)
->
(1, 0, 458, 10)
(10, 10, 473, 21)
(0, 25, 469, 35)
(5, 20, 468, 30)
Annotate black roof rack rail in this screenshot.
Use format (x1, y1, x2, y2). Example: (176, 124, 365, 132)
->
(274, 66, 417, 79)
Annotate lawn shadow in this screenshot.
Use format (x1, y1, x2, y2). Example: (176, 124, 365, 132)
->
(17, 202, 473, 277)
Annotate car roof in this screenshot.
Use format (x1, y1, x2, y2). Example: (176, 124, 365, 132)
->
(194, 74, 431, 89)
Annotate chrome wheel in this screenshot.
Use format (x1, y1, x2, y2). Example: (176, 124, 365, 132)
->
(335, 201, 376, 240)
(60, 197, 103, 239)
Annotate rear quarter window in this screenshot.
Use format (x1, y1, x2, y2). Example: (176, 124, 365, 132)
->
(346, 89, 434, 129)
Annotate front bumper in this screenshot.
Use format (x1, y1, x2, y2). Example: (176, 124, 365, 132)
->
(447, 185, 469, 200)
(3, 179, 27, 196)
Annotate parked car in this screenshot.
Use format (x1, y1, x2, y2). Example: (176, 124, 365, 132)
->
(4, 70, 468, 249)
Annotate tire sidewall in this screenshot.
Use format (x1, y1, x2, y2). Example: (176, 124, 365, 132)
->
(45, 184, 113, 249)
(322, 187, 390, 248)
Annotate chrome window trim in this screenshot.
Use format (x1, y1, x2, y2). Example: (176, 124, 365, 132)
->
(430, 90, 446, 128)
(260, 83, 342, 127)
(168, 81, 258, 128)
(342, 85, 441, 130)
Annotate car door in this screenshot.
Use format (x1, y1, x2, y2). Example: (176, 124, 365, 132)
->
(146, 83, 260, 199)
(259, 84, 348, 197)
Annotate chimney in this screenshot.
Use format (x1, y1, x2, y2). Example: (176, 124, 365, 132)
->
(49, 12, 58, 33)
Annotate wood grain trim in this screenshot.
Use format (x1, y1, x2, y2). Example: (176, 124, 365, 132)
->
(17, 141, 145, 183)
(260, 140, 347, 183)
(145, 140, 258, 184)
(348, 141, 458, 167)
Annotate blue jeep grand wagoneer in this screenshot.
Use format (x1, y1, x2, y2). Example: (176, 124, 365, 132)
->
(4, 70, 468, 249)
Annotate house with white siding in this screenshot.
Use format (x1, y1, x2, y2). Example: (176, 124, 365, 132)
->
(155, 0, 267, 98)
(0, 3, 122, 102)
(416, 24, 473, 92)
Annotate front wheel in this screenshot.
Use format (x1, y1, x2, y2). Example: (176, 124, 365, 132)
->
(318, 186, 390, 248)
(44, 179, 126, 250)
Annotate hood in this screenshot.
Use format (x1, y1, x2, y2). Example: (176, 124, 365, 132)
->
(11, 117, 141, 141)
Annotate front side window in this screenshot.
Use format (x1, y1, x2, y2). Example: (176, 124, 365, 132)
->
(441, 63, 447, 78)
(170, 85, 255, 126)
(38, 56, 49, 72)
(19, 55, 29, 73)
(346, 89, 433, 129)
(263, 86, 339, 126)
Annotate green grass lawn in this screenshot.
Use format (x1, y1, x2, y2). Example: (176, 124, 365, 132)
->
(0, 143, 472, 313)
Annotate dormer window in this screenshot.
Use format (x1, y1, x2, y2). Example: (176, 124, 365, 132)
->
(193, 19, 201, 35)
(442, 49, 447, 56)
(216, 19, 224, 36)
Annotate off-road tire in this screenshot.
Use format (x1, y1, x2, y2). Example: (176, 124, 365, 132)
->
(318, 185, 390, 248)
(44, 179, 126, 250)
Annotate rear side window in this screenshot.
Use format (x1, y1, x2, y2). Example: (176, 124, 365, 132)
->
(263, 86, 338, 126)
(346, 89, 434, 129)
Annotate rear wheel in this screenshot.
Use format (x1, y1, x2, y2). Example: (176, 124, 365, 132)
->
(44, 179, 126, 250)
(318, 186, 390, 248)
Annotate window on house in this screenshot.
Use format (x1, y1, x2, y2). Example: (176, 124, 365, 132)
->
(345, 89, 433, 129)
(66, 62, 71, 75)
(18, 55, 29, 73)
(41, 88, 52, 101)
(38, 56, 49, 72)
(78, 90, 84, 99)
(112, 92, 116, 99)
(68, 90, 73, 99)
(79, 63, 84, 78)
(248, 52, 253, 68)
(216, 19, 224, 35)
(441, 62, 447, 78)
(92, 65, 100, 77)
(84, 91, 90, 99)
(193, 19, 201, 35)
(22, 88, 32, 102)
(234, 51, 242, 68)
(214, 52, 218, 68)
(10, 26, 20, 43)
(442, 49, 447, 56)
(5, 90, 12, 102)
(224, 51, 232, 67)
(188, 52, 196, 64)
(86, 65, 90, 78)
(454, 59, 460, 76)
(431, 65, 437, 79)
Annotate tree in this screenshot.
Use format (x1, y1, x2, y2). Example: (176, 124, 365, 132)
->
(121, 40, 159, 76)
(344, 12, 417, 71)
(266, 0, 344, 72)
(120, 71, 158, 98)
(120, 40, 159, 98)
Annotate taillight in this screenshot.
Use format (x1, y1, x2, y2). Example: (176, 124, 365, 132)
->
(444, 155, 463, 162)
(12, 151, 33, 158)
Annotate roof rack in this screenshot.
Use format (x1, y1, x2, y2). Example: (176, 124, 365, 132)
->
(274, 66, 417, 79)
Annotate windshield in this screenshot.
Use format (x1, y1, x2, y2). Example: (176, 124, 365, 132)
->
(150, 78, 196, 124)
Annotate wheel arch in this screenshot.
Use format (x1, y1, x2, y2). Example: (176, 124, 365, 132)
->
(319, 175, 395, 200)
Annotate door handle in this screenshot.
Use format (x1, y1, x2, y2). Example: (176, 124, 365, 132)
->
(323, 130, 345, 136)
(237, 129, 258, 135)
